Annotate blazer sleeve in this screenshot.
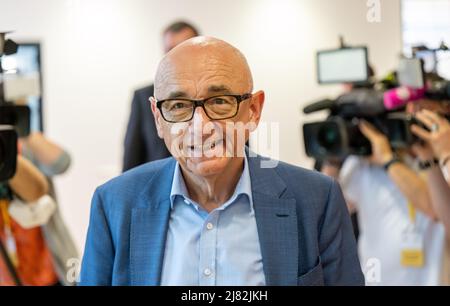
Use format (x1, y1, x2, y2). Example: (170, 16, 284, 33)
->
(318, 179, 365, 286)
(79, 188, 114, 285)
(123, 91, 146, 172)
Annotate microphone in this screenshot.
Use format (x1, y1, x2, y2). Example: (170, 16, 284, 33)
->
(303, 86, 427, 118)
(383, 86, 425, 110)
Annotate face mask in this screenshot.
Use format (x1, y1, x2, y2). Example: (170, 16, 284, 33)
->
(8, 195, 56, 229)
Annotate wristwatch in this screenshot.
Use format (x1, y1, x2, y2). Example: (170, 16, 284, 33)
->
(383, 157, 401, 171)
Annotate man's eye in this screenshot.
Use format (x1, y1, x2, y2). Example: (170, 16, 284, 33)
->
(173, 103, 186, 109)
(169, 102, 190, 110)
(212, 98, 229, 105)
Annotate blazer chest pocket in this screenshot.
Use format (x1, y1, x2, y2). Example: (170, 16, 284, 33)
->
(298, 258, 324, 286)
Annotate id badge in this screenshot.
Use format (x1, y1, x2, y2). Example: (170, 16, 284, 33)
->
(400, 226, 424, 268)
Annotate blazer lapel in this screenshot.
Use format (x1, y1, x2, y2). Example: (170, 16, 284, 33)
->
(130, 159, 175, 285)
(248, 153, 299, 286)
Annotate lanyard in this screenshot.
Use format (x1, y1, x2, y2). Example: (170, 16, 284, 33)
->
(0, 199, 11, 230)
(0, 199, 18, 267)
(407, 202, 416, 226)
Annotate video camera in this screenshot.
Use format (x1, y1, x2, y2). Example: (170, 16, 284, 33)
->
(1, 32, 30, 182)
(303, 45, 450, 159)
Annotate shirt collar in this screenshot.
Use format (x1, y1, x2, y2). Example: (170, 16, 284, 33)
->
(170, 153, 253, 211)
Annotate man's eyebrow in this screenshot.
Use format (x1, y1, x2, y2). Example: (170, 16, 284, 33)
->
(207, 85, 232, 94)
(164, 86, 232, 99)
(167, 91, 188, 99)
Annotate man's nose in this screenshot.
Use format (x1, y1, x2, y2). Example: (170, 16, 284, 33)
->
(192, 106, 211, 128)
(189, 106, 212, 139)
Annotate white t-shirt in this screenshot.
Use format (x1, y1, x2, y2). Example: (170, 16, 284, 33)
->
(340, 156, 445, 286)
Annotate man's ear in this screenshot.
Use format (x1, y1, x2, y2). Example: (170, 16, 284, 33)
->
(150, 97, 164, 139)
(248, 90, 265, 131)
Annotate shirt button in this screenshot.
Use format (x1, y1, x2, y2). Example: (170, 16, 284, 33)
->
(204, 268, 212, 276)
(183, 199, 190, 205)
(206, 222, 214, 230)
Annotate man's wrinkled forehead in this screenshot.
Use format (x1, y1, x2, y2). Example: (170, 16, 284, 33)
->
(154, 38, 253, 98)
(157, 59, 235, 94)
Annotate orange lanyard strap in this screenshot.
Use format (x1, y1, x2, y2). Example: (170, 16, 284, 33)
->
(0, 199, 11, 230)
(0, 199, 22, 285)
(407, 202, 416, 225)
(0, 199, 18, 267)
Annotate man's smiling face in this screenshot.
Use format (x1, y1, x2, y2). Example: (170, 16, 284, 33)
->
(151, 37, 264, 178)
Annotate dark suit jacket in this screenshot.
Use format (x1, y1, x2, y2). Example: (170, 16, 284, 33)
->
(80, 151, 365, 286)
(123, 85, 170, 172)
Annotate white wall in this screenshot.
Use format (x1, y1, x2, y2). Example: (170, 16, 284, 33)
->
(0, 0, 402, 254)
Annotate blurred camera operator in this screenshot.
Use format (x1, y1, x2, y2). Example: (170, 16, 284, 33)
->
(322, 99, 445, 285)
(0, 132, 78, 286)
(1, 154, 52, 285)
(21, 131, 79, 285)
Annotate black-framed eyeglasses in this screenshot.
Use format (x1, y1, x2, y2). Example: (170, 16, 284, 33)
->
(154, 93, 252, 123)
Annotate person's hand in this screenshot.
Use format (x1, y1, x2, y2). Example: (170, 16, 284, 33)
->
(8, 155, 49, 202)
(19, 131, 39, 146)
(411, 142, 435, 161)
(359, 120, 394, 166)
(411, 109, 450, 160)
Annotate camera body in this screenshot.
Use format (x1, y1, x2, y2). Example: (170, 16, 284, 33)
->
(1, 33, 29, 182)
(0, 104, 31, 182)
(303, 46, 450, 160)
(303, 111, 418, 159)
(0, 125, 17, 182)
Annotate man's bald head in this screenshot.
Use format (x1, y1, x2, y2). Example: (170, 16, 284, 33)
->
(154, 36, 253, 99)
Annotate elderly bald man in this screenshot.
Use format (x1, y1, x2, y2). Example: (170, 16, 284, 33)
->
(80, 37, 364, 286)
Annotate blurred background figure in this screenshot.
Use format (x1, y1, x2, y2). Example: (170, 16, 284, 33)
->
(20, 132, 79, 285)
(122, 21, 200, 172)
(0, 132, 78, 286)
(1, 155, 49, 285)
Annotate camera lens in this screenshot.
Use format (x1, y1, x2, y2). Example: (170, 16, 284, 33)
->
(318, 124, 340, 151)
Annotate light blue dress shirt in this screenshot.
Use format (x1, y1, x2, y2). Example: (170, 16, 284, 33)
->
(160, 156, 266, 286)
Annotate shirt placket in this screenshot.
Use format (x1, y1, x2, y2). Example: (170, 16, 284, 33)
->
(198, 210, 219, 286)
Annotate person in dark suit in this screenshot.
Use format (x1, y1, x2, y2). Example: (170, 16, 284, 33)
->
(122, 21, 199, 171)
(81, 37, 364, 286)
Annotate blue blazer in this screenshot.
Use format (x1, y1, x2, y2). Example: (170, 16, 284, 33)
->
(80, 154, 364, 286)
